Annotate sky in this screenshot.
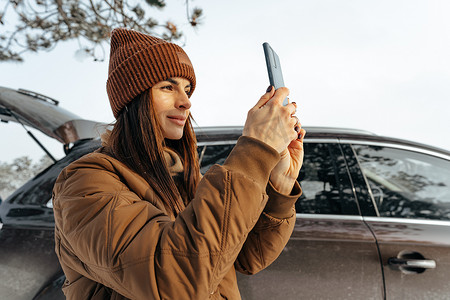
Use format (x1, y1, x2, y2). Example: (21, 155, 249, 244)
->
(1, 0, 450, 163)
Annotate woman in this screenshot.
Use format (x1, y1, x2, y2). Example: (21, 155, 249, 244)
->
(53, 28, 305, 299)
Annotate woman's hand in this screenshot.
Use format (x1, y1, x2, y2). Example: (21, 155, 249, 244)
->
(242, 86, 298, 153)
(269, 129, 306, 194)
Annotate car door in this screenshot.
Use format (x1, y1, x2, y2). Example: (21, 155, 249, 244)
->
(348, 142, 450, 299)
(199, 140, 384, 299)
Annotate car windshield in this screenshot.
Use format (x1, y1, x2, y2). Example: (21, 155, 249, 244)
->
(4, 139, 101, 206)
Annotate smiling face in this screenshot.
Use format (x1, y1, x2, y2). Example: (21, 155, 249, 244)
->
(151, 77, 192, 140)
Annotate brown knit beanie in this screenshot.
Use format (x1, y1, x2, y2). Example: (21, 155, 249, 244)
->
(106, 28, 196, 118)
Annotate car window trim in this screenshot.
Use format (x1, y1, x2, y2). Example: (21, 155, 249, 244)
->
(296, 213, 364, 221)
(198, 138, 340, 147)
(339, 139, 450, 161)
(197, 140, 237, 147)
(304, 138, 339, 143)
(363, 216, 450, 226)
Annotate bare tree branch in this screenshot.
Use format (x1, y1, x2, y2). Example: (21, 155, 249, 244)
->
(54, 0, 71, 28)
(0, 0, 204, 62)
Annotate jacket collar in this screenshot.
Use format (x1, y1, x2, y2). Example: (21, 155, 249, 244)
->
(163, 148, 184, 177)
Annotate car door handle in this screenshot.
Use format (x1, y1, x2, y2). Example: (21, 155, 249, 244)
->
(388, 257, 436, 269)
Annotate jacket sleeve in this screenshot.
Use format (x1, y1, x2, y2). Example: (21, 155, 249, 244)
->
(53, 136, 281, 300)
(234, 180, 301, 275)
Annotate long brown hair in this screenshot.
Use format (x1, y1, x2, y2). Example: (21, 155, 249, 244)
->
(108, 90, 200, 215)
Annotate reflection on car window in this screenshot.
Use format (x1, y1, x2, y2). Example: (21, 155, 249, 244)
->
(296, 143, 359, 215)
(354, 145, 450, 221)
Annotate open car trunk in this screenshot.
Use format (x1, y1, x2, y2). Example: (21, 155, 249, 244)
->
(0, 86, 106, 145)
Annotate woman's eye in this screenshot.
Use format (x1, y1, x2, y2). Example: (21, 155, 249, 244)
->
(185, 89, 191, 95)
(162, 85, 173, 91)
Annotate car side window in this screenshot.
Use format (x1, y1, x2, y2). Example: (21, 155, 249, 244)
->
(198, 142, 360, 216)
(354, 145, 450, 221)
(296, 143, 360, 215)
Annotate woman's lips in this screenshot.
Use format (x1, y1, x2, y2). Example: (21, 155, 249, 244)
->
(167, 116, 186, 126)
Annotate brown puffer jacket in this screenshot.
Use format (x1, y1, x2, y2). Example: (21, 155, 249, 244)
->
(53, 136, 301, 299)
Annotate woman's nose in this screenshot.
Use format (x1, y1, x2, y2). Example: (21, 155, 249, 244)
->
(177, 92, 191, 110)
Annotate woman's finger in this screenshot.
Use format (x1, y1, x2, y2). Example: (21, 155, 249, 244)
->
(266, 87, 290, 106)
(253, 86, 276, 109)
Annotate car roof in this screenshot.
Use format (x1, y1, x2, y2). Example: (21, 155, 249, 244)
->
(194, 125, 377, 140)
(0, 87, 107, 144)
(194, 125, 450, 157)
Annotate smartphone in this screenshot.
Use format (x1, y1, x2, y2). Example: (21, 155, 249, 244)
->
(263, 42, 288, 105)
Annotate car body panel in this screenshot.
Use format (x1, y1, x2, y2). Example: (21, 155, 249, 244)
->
(365, 217, 450, 299)
(237, 214, 384, 299)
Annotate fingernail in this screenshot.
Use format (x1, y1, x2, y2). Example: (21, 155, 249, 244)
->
(266, 85, 273, 93)
(298, 133, 302, 140)
(295, 126, 300, 133)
